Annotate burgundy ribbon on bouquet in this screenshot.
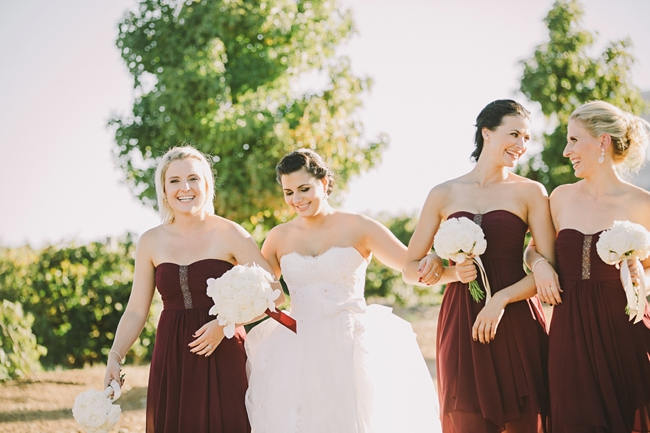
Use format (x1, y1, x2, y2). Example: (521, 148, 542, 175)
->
(264, 308, 297, 333)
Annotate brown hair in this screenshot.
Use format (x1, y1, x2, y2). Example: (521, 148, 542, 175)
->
(472, 99, 531, 161)
(276, 149, 334, 194)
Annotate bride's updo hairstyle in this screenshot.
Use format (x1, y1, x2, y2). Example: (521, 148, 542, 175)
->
(472, 99, 531, 161)
(276, 149, 335, 195)
(570, 100, 650, 173)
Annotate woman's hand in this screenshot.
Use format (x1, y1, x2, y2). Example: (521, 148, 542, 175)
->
(103, 352, 123, 388)
(472, 293, 506, 344)
(417, 253, 443, 285)
(455, 259, 477, 284)
(627, 258, 644, 288)
(189, 319, 225, 357)
(531, 258, 562, 305)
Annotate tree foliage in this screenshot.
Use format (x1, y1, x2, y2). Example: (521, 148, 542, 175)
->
(110, 0, 386, 229)
(365, 214, 439, 305)
(0, 237, 159, 368)
(518, 0, 646, 191)
(0, 215, 429, 372)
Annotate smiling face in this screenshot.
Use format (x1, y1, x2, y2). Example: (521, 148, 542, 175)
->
(564, 118, 603, 178)
(482, 114, 531, 168)
(280, 168, 329, 217)
(163, 157, 209, 217)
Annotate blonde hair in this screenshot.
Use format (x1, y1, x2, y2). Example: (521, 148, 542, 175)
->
(570, 100, 650, 173)
(154, 146, 215, 224)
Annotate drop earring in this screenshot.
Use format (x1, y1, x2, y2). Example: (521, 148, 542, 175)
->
(598, 147, 605, 164)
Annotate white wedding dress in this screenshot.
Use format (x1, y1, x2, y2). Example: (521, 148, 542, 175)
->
(245, 246, 441, 433)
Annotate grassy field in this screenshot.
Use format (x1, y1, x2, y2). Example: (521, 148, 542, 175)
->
(0, 364, 150, 433)
(0, 304, 442, 433)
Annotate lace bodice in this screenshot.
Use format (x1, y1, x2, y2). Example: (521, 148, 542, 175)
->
(279, 246, 370, 320)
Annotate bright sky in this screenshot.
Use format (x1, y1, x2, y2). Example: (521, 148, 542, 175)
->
(2, 0, 649, 247)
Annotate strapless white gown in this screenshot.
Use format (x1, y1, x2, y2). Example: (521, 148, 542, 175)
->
(245, 247, 441, 433)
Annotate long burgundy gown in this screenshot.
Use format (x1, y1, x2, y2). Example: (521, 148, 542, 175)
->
(437, 210, 549, 433)
(549, 229, 650, 433)
(146, 258, 250, 433)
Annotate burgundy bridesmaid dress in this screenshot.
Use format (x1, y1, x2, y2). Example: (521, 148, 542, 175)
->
(437, 210, 549, 433)
(549, 229, 650, 433)
(146, 259, 250, 433)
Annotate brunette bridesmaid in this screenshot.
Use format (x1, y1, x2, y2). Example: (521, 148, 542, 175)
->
(404, 100, 554, 433)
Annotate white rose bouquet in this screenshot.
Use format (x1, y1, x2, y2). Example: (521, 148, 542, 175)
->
(72, 380, 121, 433)
(207, 264, 295, 337)
(434, 217, 490, 302)
(596, 220, 650, 323)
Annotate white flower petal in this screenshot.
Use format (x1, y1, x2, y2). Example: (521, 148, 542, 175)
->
(224, 324, 235, 339)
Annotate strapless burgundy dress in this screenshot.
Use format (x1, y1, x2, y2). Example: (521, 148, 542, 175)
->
(549, 229, 650, 433)
(146, 259, 250, 433)
(437, 210, 549, 433)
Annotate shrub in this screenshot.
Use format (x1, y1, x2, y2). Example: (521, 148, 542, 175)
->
(0, 235, 159, 368)
(0, 300, 47, 381)
(365, 214, 440, 305)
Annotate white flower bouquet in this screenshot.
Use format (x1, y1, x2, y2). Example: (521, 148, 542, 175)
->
(207, 264, 292, 338)
(596, 220, 650, 323)
(72, 380, 121, 433)
(434, 217, 490, 302)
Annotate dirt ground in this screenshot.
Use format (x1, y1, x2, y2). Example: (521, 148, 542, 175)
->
(0, 305, 442, 433)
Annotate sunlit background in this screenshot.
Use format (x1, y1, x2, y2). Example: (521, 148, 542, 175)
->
(2, 0, 649, 247)
(1, 4, 650, 428)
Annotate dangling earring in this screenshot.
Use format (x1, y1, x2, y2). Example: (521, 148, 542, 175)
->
(598, 147, 605, 164)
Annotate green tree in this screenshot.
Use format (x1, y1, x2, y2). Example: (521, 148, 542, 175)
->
(110, 0, 386, 229)
(519, 0, 646, 191)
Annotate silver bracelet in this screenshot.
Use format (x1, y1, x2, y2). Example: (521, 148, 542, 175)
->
(530, 257, 546, 271)
(108, 349, 124, 363)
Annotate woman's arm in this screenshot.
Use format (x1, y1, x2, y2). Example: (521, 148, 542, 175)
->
(403, 188, 445, 286)
(524, 239, 562, 305)
(260, 226, 284, 281)
(631, 195, 650, 290)
(360, 215, 408, 271)
(104, 231, 156, 387)
(471, 273, 537, 344)
(472, 183, 559, 343)
(526, 183, 562, 305)
(227, 222, 287, 304)
(230, 222, 277, 275)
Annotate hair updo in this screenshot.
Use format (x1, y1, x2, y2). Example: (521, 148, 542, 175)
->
(472, 99, 531, 161)
(276, 149, 334, 195)
(570, 100, 649, 173)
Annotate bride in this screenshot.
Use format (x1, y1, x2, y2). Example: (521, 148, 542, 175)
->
(245, 149, 441, 433)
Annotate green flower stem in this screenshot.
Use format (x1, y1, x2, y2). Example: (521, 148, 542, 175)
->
(468, 280, 485, 303)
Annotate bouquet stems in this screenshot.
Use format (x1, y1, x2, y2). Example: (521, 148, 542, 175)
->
(468, 280, 485, 303)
